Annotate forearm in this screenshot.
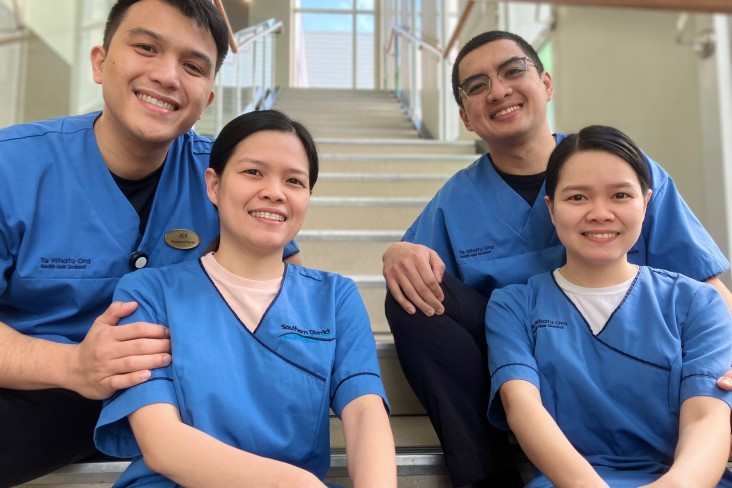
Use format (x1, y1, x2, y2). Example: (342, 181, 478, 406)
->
(342, 395, 396, 488)
(502, 381, 607, 488)
(661, 397, 730, 487)
(0, 319, 75, 390)
(132, 404, 324, 488)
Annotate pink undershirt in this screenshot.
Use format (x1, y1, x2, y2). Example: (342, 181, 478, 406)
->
(200, 252, 282, 332)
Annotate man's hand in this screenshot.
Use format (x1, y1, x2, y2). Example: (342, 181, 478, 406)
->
(382, 242, 446, 316)
(717, 369, 732, 391)
(66, 301, 171, 399)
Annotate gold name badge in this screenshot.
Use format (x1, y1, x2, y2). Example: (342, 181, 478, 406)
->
(164, 229, 201, 250)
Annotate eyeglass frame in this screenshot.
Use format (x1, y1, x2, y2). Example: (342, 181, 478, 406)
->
(458, 56, 538, 103)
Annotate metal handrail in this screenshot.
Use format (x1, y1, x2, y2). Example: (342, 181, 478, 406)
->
(235, 20, 283, 49)
(201, 18, 282, 136)
(384, 25, 444, 59)
(0, 0, 24, 33)
(212, 0, 238, 54)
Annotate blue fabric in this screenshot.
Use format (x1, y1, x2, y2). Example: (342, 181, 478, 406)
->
(0, 113, 298, 343)
(95, 260, 388, 487)
(403, 133, 729, 298)
(487, 267, 732, 485)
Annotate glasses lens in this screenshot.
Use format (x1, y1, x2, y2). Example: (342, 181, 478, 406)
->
(499, 58, 529, 80)
(463, 76, 490, 98)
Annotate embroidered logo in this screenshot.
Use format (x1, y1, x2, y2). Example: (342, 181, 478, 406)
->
(531, 318, 567, 336)
(279, 324, 334, 343)
(458, 245, 494, 259)
(38, 257, 93, 270)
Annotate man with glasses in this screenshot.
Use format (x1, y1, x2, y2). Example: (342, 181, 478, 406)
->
(382, 30, 732, 488)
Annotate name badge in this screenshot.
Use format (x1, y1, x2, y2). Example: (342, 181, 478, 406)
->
(165, 229, 201, 250)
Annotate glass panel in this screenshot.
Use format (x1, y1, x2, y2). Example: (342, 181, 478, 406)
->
(81, 0, 112, 25)
(294, 12, 353, 88)
(356, 0, 375, 10)
(296, 0, 353, 10)
(0, 0, 16, 29)
(0, 43, 21, 127)
(356, 13, 374, 89)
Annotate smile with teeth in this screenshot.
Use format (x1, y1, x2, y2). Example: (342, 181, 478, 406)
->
(585, 232, 617, 239)
(137, 93, 176, 111)
(250, 211, 285, 222)
(493, 105, 520, 118)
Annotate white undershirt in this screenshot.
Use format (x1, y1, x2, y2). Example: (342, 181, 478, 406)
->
(201, 252, 282, 332)
(552, 268, 637, 335)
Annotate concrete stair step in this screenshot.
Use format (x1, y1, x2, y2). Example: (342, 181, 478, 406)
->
(304, 197, 427, 231)
(298, 233, 394, 275)
(315, 173, 448, 197)
(276, 88, 399, 100)
(310, 128, 421, 139)
(287, 112, 413, 125)
(21, 419, 443, 487)
(302, 118, 416, 130)
(319, 153, 477, 174)
(375, 336, 425, 416)
(276, 101, 408, 113)
(352, 274, 390, 334)
(316, 138, 477, 155)
(296, 231, 401, 276)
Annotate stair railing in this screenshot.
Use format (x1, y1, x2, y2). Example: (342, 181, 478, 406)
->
(204, 18, 282, 136)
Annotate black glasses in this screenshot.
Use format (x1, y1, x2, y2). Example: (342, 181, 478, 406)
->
(459, 57, 537, 102)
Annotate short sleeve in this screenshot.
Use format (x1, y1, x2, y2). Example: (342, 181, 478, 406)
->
(94, 271, 180, 458)
(680, 283, 732, 408)
(403, 199, 459, 279)
(94, 367, 179, 458)
(329, 277, 389, 417)
(640, 157, 729, 281)
(485, 285, 541, 430)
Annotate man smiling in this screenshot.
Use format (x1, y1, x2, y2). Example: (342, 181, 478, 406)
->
(0, 1, 297, 485)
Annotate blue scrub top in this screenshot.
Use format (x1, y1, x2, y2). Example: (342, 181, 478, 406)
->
(487, 267, 732, 486)
(95, 260, 389, 487)
(404, 133, 729, 297)
(0, 113, 299, 343)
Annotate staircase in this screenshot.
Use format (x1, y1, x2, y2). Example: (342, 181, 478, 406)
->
(20, 88, 480, 488)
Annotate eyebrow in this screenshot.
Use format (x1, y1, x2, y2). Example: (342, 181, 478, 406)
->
(460, 56, 524, 85)
(127, 27, 214, 73)
(559, 182, 637, 193)
(235, 157, 310, 178)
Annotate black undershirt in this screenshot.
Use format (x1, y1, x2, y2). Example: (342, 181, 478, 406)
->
(491, 161, 546, 206)
(111, 164, 165, 235)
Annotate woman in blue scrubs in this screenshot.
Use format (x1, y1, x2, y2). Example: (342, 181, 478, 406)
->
(94, 110, 396, 487)
(487, 125, 732, 487)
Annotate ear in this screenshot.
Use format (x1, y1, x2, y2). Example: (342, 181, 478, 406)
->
(90, 45, 105, 85)
(642, 189, 652, 213)
(544, 195, 556, 225)
(459, 107, 474, 132)
(205, 168, 219, 207)
(205, 90, 215, 110)
(542, 70, 554, 103)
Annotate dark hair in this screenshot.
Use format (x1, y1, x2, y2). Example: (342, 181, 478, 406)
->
(451, 31, 545, 108)
(210, 110, 319, 188)
(103, 0, 229, 73)
(205, 110, 318, 254)
(545, 125, 651, 199)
